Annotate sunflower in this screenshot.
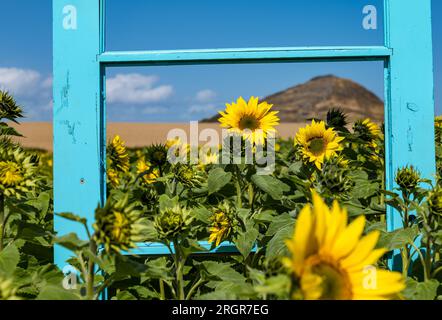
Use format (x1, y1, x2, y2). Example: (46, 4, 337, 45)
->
(395, 165, 421, 191)
(154, 205, 193, 240)
(0, 90, 23, 124)
(107, 168, 120, 188)
(326, 108, 348, 131)
(428, 186, 442, 217)
(218, 96, 279, 145)
(295, 120, 344, 169)
(146, 143, 170, 167)
(284, 192, 405, 300)
(353, 119, 381, 148)
(0, 147, 38, 199)
(166, 137, 182, 149)
(136, 158, 159, 184)
(313, 157, 354, 200)
(172, 163, 204, 188)
(93, 194, 148, 254)
(198, 146, 219, 168)
(208, 207, 234, 247)
(107, 135, 130, 173)
(0, 161, 22, 186)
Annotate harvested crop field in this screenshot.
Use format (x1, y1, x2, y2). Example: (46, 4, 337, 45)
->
(11, 122, 307, 151)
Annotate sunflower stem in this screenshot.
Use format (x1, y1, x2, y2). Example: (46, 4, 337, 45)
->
(234, 166, 243, 208)
(380, 172, 386, 224)
(401, 246, 410, 277)
(432, 265, 442, 278)
(185, 277, 205, 300)
(173, 239, 185, 300)
(424, 241, 432, 281)
(159, 279, 166, 300)
(235, 180, 242, 208)
(86, 240, 97, 300)
(248, 183, 255, 212)
(409, 241, 429, 281)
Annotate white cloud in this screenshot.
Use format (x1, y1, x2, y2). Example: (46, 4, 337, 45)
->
(41, 76, 53, 89)
(106, 73, 173, 104)
(0, 67, 42, 95)
(0, 67, 54, 120)
(195, 89, 217, 103)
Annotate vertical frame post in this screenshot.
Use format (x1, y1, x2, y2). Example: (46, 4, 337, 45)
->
(384, 0, 436, 267)
(53, 0, 104, 267)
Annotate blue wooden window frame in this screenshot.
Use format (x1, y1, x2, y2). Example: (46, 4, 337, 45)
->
(53, 0, 436, 270)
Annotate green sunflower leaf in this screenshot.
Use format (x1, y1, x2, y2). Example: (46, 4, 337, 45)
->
(207, 167, 232, 195)
(251, 174, 290, 200)
(266, 224, 293, 260)
(56, 212, 87, 225)
(54, 233, 89, 251)
(234, 227, 259, 259)
(201, 261, 246, 283)
(403, 278, 439, 300)
(377, 226, 420, 250)
(0, 244, 20, 275)
(36, 285, 81, 300)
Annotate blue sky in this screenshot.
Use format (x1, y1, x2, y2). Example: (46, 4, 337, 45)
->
(0, 0, 441, 121)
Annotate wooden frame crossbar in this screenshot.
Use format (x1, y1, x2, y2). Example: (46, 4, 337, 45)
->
(98, 46, 392, 66)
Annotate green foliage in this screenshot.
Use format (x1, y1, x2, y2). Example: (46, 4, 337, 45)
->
(0, 92, 440, 300)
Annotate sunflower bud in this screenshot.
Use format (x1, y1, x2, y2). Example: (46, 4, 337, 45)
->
(0, 90, 23, 124)
(107, 168, 120, 187)
(107, 135, 130, 174)
(139, 185, 159, 208)
(146, 144, 169, 167)
(428, 188, 442, 217)
(173, 164, 203, 188)
(326, 108, 348, 130)
(93, 194, 148, 254)
(353, 119, 382, 151)
(314, 157, 354, 199)
(0, 147, 38, 199)
(395, 165, 421, 191)
(154, 205, 193, 240)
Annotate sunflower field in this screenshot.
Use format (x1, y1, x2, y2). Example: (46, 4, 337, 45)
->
(0, 91, 441, 300)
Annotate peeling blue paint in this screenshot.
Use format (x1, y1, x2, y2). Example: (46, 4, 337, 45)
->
(406, 102, 419, 112)
(56, 71, 70, 115)
(59, 120, 80, 144)
(407, 122, 413, 152)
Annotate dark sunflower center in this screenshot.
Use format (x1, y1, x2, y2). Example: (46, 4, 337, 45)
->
(305, 262, 352, 300)
(153, 150, 167, 162)
(239, 115, 260, 130)
(308, 137, 326, 155)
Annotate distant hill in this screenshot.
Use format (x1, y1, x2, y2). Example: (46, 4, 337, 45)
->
(202, 75, 384, 123)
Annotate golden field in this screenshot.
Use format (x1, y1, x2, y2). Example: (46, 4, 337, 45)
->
(10, 122, 307, 151)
